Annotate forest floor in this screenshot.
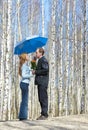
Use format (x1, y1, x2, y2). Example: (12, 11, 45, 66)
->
(0, 114, 88, 130)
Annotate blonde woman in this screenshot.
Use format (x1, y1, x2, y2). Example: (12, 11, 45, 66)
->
(18, 53, 31, 121)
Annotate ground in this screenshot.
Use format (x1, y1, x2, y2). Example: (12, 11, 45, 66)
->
(0, 114, 88, 130)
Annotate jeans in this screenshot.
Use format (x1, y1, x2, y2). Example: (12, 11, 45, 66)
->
(19, 82, 29, 119)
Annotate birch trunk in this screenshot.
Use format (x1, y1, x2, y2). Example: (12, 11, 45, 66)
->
(85, 0, 88, 112)
(12, 2, 20, 119)
(2, 0, 12, 120)
(81, 0, 86, 113)
(17, 0, 22, 41)
(64, 0, 70, 115)
(71, 0, 78, 114)
(28, 0, 33, 35)
(2, 1, 8, 120)
(58, 0, 63, 116)
(68, 0, 74, 115)
(42, 0, 45, 36)
(0, 1, 6, 120)
(76, 29, 81, 114)
(28, 0, 32, 36)
(48, 0, 57, 117)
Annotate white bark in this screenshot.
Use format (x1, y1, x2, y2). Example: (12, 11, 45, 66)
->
(48, 0, 57, 117)
(64, 0, 70, 115)
(81, 0, 86, 113)
(2, 1, 8, 120)
(42, 0, 45, 36)
(85, 0, 88, 113)
(58, 0, 64, 116)
(0, 3, 5, 119)
(2, 0, 12, 120)
(17, 0, 22, 41)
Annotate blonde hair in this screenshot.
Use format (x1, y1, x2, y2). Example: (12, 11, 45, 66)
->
(19, 53, 28, 76)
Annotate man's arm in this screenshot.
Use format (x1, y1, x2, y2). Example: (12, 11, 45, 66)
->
(35, 60, 49, 76)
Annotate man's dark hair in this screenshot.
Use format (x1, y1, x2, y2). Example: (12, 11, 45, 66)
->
(38, 48, 45, 55)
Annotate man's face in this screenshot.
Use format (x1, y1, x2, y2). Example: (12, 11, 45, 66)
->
(36, 49, 42, 59)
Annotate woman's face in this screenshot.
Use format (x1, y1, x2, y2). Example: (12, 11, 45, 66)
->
(26, 54, 29, 61)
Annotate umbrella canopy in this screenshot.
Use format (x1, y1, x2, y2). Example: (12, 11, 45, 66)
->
(14, 36, 48, 55)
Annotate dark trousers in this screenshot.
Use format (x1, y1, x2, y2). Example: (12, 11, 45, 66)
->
(19, 82, 29, 119)
(38, 85, 48, 117)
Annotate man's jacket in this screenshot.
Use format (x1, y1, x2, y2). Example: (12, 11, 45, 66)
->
(35, 56, 49, 86)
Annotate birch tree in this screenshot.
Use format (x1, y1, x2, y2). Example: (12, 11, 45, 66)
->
(17, 0, 22, 41)
(63, 0, 70, 115)
(1, 1, 8, 120)
(48, 0, 57, 117)
(0, 0, 5, 120)
(42, 0, 45, 36)
(85, 0, 88, 113)
(81, 0, 87, 113)
(58, 0, 64, 116)
(2, 0, 12, 120)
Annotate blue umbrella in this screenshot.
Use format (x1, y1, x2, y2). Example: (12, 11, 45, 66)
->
(14, 36, 48, 55)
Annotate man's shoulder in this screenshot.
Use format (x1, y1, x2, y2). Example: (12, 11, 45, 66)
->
(38, 56, 48, 65)
(41, 56, 48, 62)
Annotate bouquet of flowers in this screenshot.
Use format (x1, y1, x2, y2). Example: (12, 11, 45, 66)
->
(31, 56, 36, 70)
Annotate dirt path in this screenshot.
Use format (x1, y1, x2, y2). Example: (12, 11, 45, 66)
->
(0, 114, 88, 130)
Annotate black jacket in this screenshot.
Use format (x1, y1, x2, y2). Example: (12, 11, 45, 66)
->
(35, 56, 49, 86)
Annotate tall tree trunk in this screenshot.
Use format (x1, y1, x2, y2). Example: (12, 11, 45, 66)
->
(58, 0, 64, 116)
(81, 0, 87, 113)
(2, 0, 12, 120)
(2, 0, 8, 120)
(71, 0, 78, 114)
(85, 0, 88, 113)
(48, 0, 57, 117)
(0, 1, 6, 120)
(42, 0, 45, 36)
(12, 1, 19, 119)
(64, 0, 70, 115)
(17, 0, 22, 41)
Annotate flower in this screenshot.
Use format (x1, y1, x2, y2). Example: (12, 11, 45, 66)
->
(31, 57, 36, 70)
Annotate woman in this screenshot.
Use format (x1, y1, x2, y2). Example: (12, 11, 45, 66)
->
(18, 53, 31, 121)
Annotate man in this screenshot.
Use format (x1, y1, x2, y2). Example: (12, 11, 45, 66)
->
(33, 48, 49, 120)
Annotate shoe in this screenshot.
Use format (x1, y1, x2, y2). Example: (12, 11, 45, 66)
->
(19, 118, 27, 121)
(36, 115, 48, 120)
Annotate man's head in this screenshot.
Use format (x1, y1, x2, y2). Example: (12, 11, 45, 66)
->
(36, 48, 45, 59)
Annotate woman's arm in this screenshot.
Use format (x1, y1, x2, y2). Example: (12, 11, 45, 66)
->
(22, 65, 30, 78)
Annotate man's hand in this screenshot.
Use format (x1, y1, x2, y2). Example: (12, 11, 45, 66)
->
(32, 70, 35, 75)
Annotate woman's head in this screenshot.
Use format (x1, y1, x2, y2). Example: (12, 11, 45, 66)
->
(19, 53, 29, 63)
(19, 53, 29, 76)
